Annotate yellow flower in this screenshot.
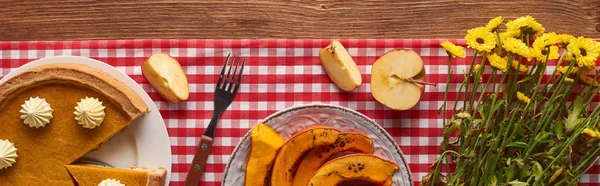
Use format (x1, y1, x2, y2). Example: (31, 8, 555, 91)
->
(502, 37, 533, 60)
(564, 51, 576, 62)
(506, 16, 545, 36)
(532, 32, 559, 49)
(500, 31, 519, 39)
(564, 77, 575, 83)
(488, 53, 507, 72)
(511, 61, 528, 73)
(557, 34, 575, 48)
(441, 41, 466, 58)
(474, 64, 482, 73)
(533, 46, 560, 62)
(556, 66, 579, 74)
(583, 128, 598, 138)
(517, 91, 531, 104)
(567, 37, 600, 68)
(485, 16, 503, 31)
(579, 75, 600, 86)
(465, 27, 497, 52)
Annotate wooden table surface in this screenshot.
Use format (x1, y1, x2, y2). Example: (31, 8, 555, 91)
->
(1, 0, 599, 41)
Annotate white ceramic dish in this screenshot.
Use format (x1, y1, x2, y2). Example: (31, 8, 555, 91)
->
(222, 103, 413, 186)
(0, 56, 172, 186)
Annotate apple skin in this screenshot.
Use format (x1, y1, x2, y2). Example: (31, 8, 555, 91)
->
(370, 49, 426, 110)
(142, 53, 190, 103)
(319, 40, 363, 91)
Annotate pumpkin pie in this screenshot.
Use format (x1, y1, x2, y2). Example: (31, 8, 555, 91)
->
(0, 63, 165, 185)
(67, 164, 166, 186)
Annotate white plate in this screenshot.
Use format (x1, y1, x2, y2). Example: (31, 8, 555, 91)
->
(0, 56, 172, 185)
(222, 103, 413, 186)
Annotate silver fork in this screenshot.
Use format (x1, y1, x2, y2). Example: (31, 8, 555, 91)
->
(185, 54, 246, 186)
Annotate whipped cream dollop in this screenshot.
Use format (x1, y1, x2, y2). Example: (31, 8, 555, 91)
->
(98, 179, 125, 186)
(74, 97, 106, 129)
(19, 97, 54, 128)
(0, 139, 18, 170)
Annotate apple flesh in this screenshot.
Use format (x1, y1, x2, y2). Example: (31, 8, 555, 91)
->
(142, 53, 190, 103)
(370, 49, 428, 110)
(320, 40, 362, 91)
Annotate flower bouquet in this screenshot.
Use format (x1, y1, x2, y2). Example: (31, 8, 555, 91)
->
(423, 16, 600, 185)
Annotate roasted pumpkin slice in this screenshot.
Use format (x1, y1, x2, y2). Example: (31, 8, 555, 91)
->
(292, 132, 374, 186)
(271, 125, 340, 186)
(245, 123, 285, 186)
(308, 154, 398, 186)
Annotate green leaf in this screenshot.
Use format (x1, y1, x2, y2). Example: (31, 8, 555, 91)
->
(504, 165, 517, 181)
(487, 175, 498, 186)
(565, 96, 586, 132)
(482, 132, 493, 140)
(517, 75, 535, 84)
(507, 141, 529, 149)
(508, 180, 529, 186)
(535, 132, 553, 143)
(531, 161, 543, 180)
(555, 121, 564, 139)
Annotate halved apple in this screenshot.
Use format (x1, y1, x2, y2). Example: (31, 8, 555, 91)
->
(308, 154, 399, 186)
(371, 49, 429, 110)
(142, 53, 189, 103)
(245, 123, 285, 186)
(320, 40, 362, 91)
(292, 132, 374, 186)
(271, 125, 340, 186)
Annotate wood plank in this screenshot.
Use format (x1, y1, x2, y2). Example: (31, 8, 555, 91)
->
(0, 0, 599, 40)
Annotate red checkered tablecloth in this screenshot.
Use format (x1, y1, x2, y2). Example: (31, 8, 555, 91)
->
(1, 39, 599, 186)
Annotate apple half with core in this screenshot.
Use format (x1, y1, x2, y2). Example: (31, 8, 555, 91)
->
(320, 40, 362, 91)
(142, 53, 190, 103)
(370, 49, 433, 110)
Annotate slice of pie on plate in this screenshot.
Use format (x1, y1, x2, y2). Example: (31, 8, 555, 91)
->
(0, 63, 166, 185)
(67, 165, 166, 186)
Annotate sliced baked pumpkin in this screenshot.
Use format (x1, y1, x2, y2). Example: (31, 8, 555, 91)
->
(292, 132, 374, 186)
(308, 154, 398, 186)
(245, 123, 285, 186)
(271, 125, 340, 186)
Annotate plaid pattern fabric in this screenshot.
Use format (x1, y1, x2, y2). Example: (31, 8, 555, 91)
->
(1, 39, 599, 186)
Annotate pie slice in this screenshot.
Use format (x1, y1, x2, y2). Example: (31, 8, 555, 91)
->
(66, 165, 166, 186)
(0, 63, 165, 185)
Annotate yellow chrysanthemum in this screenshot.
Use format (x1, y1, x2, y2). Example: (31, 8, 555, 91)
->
(583, 128, 599, 138)
(564, 77, 575, 83)
(500, 31, 519, 39)
(556, 66, 579, 74)
(564, 51, 576, 62)
(517, 91, 531, 104)
(533, 32, 559, 48)
(465, 27, 497, 52)
(506, 16, 545, 36)
(558, 34, 575, 48)
(579, 75, 600, 86)
(531, 32, 559, 62)
(488, 53, 507, 72)
(485, 16, 504, 31)
(502, 37, 534, 60)
(533, 46, 560, 62)
(474, 64, 481, 73)
(441, 41, 466, 58)
(511, 61, 528, 73)
(567, 37, 600, 68)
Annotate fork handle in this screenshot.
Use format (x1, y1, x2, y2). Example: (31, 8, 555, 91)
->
(184, 135, 214, 186)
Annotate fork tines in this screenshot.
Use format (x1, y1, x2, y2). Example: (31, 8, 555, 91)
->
(217, 54, 246, 93)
